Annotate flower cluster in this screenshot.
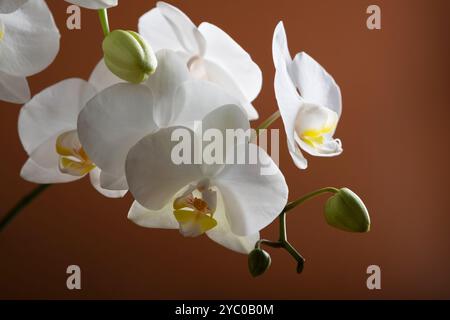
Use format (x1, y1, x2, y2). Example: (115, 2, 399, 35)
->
(1, 1, 370, 276)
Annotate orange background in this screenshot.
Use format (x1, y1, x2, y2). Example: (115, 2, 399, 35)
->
(1, 0, 450, 299)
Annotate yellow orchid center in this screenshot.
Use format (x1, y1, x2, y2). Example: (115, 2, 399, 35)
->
(295, 103, 338, 150)
(55, 130, 95, 176)
(173, 186, 217, 237)
(0, 21, 5, 41)
(301, 125, 336, 149)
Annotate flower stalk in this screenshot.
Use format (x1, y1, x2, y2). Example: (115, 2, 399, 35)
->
(98, 9, 110, 36)
(253, 187, 340, 275)
(255, 110, 281, 135)
(0, 184, 51, 232)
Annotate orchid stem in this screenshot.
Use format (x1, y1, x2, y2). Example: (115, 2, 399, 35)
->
(255, 110, 280, 135)
(256, 239, 283, 249)
(257, 187, 339, 273)
(0, 184, 51, 232)
(284, 187, 339, 213)
(98, 9, 110, 36)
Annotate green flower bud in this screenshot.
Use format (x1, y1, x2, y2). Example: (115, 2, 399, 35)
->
(324, 188, 371, 233)
(102, 30, 157, 84)
(248, 248, 271, 277)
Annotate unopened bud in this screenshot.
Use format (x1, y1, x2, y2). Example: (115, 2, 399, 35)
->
(324, 188, 370, 233)
(248, 248, 271, 277)
(102, 30, 157, 84)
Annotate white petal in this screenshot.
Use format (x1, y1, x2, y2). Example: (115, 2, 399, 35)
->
(199, 22, 262, 103)
(20, 157, 80, 184)
(144, 50, 190, 127)
(88, 59, 123, 92)
(272, 22, 293, 71)
(199, 104, 250, 177)
(202, 59, 258, 120)
(138, 7, 184, 53)
(273, 55, 307, 169)
(64, 0, 117, 9)
(0, 0, 60, 77)
(291, 52, 342, 116)
(125, 126, 203, 210)
(128, 200, 178, 229)
(297, 137, 343, 157)
(89, 168, 127, 198)
(171, 80, 242, 126)
(155, 1, 206, 55)
(77, 83, 157, 189)
(295, 102, 338, 133)
(0, 0, 28, 14)
(206, 191, 260, 254)
(19, 78, 95, 156)
(213, 144, 288, 236)
(99, 171, 128, 191)
(0, 71, 30, 103)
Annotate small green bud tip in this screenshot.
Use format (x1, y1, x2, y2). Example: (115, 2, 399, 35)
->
(102, 30, 157, 84)
(324, 188, 371, 233)
(248, 249, 271, 277)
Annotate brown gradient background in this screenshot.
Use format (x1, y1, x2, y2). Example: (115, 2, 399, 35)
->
(0, 0, 449, 299)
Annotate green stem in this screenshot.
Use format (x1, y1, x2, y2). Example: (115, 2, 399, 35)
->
(283, 240, 305, 273)
(279, 211, 287, 242)
(255, 110, 280, 135)
(0, 184, 51, 232)
(98, 9, 110, 36)
(284, 187, 339, 213)
(257, 187, 339, 273)
(255, 239, 283, 249)
(278, 211, 305, 273)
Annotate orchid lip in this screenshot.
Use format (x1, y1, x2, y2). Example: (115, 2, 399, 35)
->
(172, 180, 218, 237)
(294, 103, 339, 151)
(55, 130, 96, 177)
(0, 20, 5, 42)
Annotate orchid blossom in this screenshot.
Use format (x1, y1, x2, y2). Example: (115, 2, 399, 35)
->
(138, 1, 262, 120)
(0, 2, 371, 277)
(126, 105, 288, 253)
(18, 78, 126, 198)
(272, 22, 343, 169)
(0, 0, 60, 104)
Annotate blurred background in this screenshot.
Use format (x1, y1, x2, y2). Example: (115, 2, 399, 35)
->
(1, 0, 449, 299)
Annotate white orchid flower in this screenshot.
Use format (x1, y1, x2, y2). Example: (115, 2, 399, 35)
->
(272, 22, 343, 169)
(0, 0, 60, 104)
(78, 50, 249, 192)
(65, 0, 117, 10)
(18, 78, 126, 198)
(138, 1, 262, 120)
(126, 104, 288, 253)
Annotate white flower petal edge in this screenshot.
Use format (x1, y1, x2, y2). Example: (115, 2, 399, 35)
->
(0, 0, 60, 77)
(89, 168, 127, 198)
(273, 21, 343, 169)
(0, 0, 28, 14)
(18, 78, 125, 198)
(0, 71, 30, 103)
(65, 0, 118, 10)
(125, 105, 288, 244)
(88, 59, 123, 92)
(138, 1, 262, 120)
